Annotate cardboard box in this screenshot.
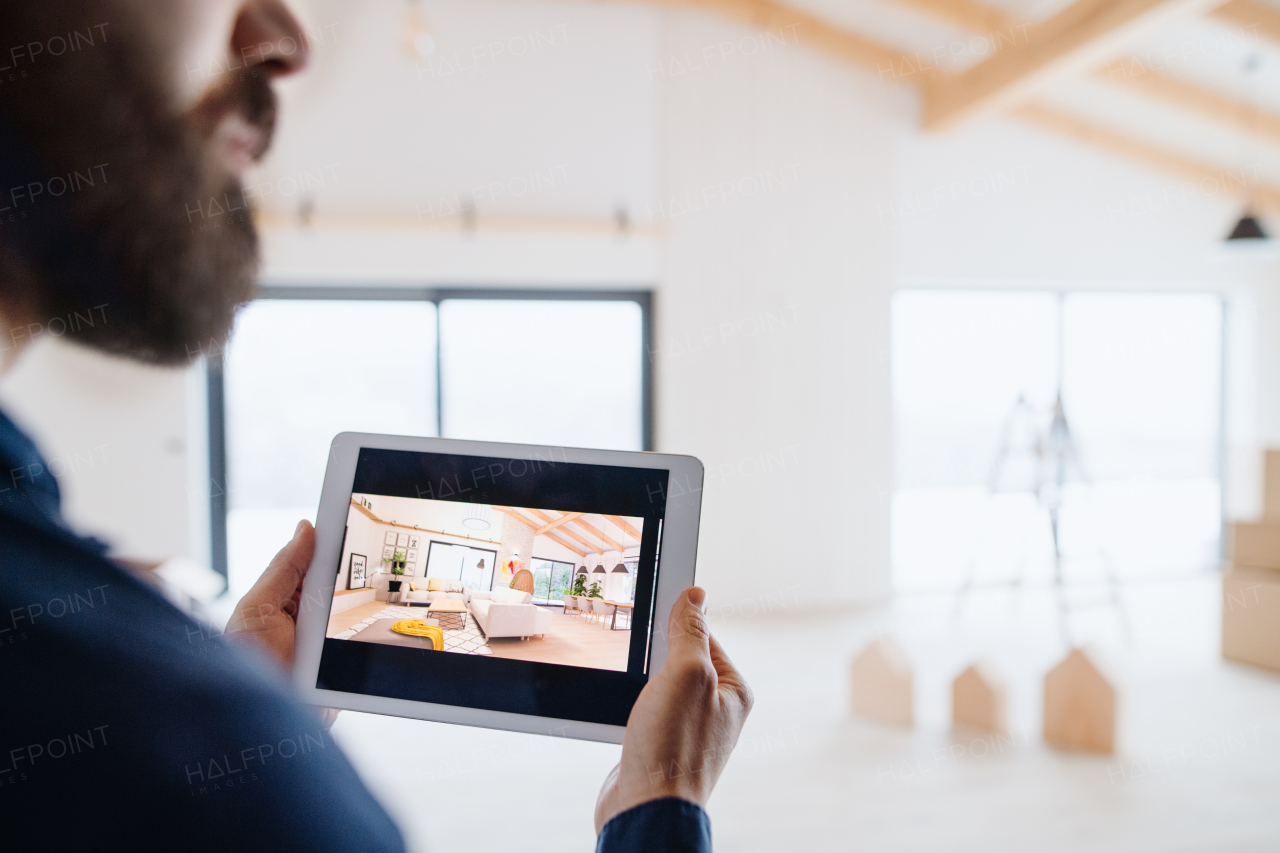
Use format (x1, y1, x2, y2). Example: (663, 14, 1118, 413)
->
(1223, 568, 1280, 672)
(1229, 522, 1280, 571)
(1264, 450, 1280, 520)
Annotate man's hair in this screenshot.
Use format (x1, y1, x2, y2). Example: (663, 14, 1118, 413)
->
(0, 2, 271, 364)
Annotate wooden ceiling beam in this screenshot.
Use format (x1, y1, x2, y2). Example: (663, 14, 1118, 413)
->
(1011, 102, 1280, 214)
(496, 506, 589, 556)
(1099, 65, 1280, 146)
(529, 504, 609, 550)
(535, 511, 584, 536)
(673, 0, 908, 73)
(493, 505, 539, 530)
(605, 514, 643, 542)
(557, 0, 1280, 209)
(585, 0, 916, 74)
(524, 508, 557, 525)
(526, 508, 616, 555)
(552, 524, 605, 556)
(543, 530, 587, 557)
(570, 517, 625, 552)
(888, 0, 1020, 32)
(892, 0, 1280, 145)
(1211, 0, 1280, 44)
(922, 0, 1228, 130)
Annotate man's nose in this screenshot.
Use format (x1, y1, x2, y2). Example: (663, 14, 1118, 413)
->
(230, 0, 311, 78)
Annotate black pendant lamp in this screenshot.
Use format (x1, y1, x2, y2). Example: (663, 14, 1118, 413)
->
(1225, 211, 1269, 243)
(1224, 55, 1272, 248)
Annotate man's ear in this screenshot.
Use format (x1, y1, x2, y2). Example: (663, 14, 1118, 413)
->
(0, 249, 41, 365)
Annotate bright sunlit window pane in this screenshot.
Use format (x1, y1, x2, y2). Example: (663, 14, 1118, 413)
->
(439, 300, 643, 449)
(1063, 294, 1221, 479)
(223, 299, 437, 597)
(530, 557, 574, 605)
(893, 292, 1059, 489)
(892, 291, 1222, 594)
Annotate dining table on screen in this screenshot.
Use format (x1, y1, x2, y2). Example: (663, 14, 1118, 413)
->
(604, 600, 634, 630)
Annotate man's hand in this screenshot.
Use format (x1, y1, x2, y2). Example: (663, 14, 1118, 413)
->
(224, 519, 315, 672)
(594, 587, 753, 833)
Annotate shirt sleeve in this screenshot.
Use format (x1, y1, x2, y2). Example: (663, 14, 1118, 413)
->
(596, 797, 712, 853)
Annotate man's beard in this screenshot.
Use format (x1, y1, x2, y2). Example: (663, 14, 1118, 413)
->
(0, 3, 272, 365)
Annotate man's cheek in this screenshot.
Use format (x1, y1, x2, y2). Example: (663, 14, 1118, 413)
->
(167, 0, 244, 108)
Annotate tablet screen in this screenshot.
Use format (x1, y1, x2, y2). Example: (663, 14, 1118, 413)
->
(314, 447, 669, 727)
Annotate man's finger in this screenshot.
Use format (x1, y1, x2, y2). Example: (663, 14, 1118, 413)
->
(250, 520, 315, 605)
(708, 632, 753, 712)
(666, 587, 711, 662)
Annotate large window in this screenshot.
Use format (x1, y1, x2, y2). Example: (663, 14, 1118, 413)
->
(892, 290, 1223, 594)
(425, 541, 498, 591)
(529, 558, 575, 605)
(210, 287, 650, 598)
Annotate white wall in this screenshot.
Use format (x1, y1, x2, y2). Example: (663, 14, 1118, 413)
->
(337, 501, 384, 590)
(258, 0, 658, 225)
(896, 114, 1275, 285)
(339, 496, 508, 595)
(652, 9, 906, 607)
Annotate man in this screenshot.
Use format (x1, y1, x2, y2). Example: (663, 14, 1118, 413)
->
(0, 2, 752, 850)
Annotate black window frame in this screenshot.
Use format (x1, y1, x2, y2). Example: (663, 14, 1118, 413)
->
(206, 285, 654, 579)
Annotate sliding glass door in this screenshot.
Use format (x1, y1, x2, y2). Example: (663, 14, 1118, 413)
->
(530, 558, 574, 605)
(891, 290, 1223, 593)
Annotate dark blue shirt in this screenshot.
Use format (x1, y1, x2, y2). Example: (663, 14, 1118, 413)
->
(0, 406, 709, 851)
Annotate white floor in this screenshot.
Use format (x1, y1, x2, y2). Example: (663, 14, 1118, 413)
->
(329, 575, 1280, 852)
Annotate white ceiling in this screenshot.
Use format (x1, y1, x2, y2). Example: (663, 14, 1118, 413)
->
(254, 0, 1280, 228)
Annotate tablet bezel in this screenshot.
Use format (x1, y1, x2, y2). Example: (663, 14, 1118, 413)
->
(292, 432, 703, 744)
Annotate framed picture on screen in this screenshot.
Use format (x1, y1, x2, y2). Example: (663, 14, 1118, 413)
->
(349, 553, 367, 589)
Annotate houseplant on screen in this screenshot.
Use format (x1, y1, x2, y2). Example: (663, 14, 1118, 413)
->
(388, 550, 406, 593)
(587, 580, 603, 599)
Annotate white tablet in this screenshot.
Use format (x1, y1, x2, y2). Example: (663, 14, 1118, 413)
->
(293, 433, 704, 744)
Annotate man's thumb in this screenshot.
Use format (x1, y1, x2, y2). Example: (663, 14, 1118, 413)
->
(255, 520, 315, 601)
(666, 586, 711, 659)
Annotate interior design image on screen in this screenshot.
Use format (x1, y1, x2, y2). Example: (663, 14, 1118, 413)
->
(328, 494, 644, 672)
(315, 447, 669, 726)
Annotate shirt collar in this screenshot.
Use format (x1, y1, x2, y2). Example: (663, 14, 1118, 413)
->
(0, 404, 66, 527)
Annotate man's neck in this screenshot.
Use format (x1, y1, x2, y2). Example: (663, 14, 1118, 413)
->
(0, 248, 37, 376)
